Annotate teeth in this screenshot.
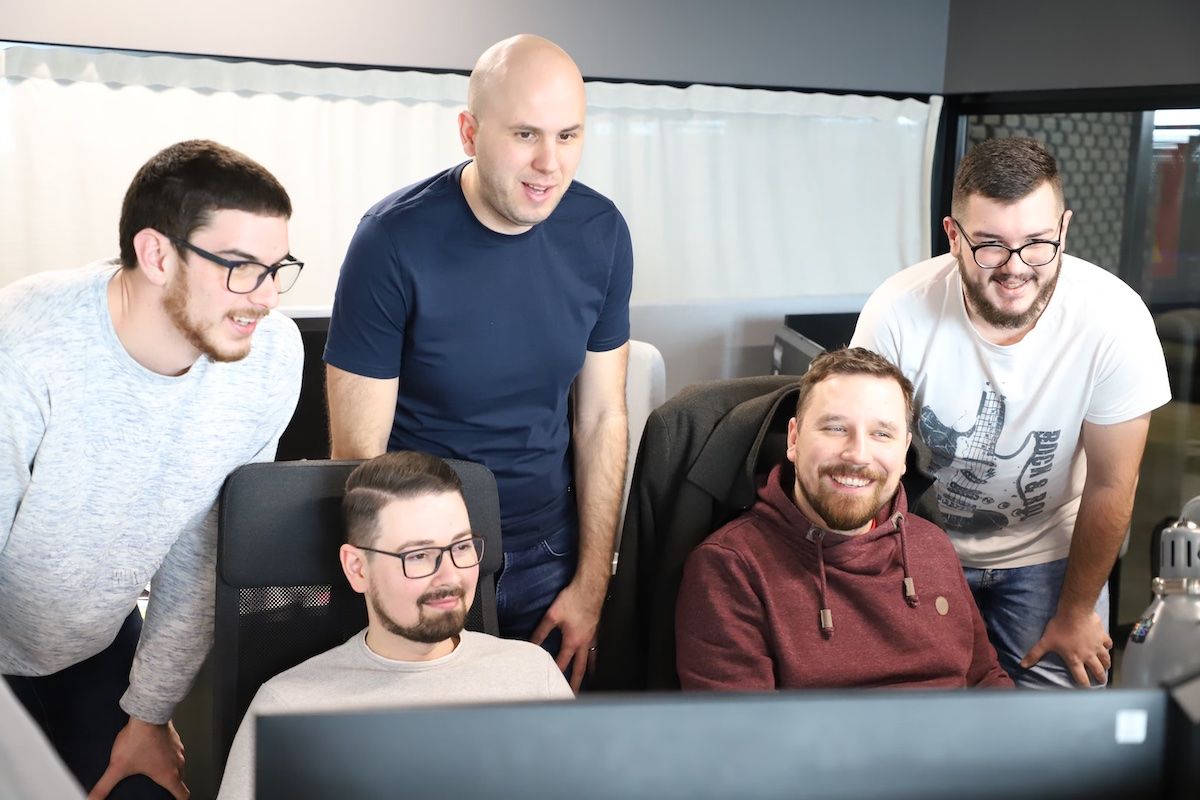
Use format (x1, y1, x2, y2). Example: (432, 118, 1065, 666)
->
(833, 475, 870, 487)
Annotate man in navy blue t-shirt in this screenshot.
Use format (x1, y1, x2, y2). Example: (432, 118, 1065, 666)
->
(324, 34, 633, 692)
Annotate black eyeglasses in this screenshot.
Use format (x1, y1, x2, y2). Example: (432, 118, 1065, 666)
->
(166, 235, 304, 294)
(358, 536, 485, 579)
(951, 212, 1065, 269)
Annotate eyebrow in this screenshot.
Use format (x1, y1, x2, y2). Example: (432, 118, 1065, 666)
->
(511, 123, 583, 135)
(969, 226, 1057, 242)
(392, 529, 474, 551)
(813, 413, 901, 432)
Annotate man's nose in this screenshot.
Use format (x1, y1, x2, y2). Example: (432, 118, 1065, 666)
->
(531, 138, 559, 174)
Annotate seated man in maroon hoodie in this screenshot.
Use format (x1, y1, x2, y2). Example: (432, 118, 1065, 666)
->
(676, 347, 1012, 690)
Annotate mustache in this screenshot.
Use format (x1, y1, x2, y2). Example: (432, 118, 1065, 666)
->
(418, 586, 466, 604)
(228, 308, 269, 321)
(818, 464, 885, 483)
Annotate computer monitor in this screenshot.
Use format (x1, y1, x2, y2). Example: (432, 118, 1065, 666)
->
(256, 689, 1167, 800)
(772, 327, 826, 376)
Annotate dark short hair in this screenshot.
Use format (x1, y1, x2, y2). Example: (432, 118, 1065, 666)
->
(118, 139, 292, 269)
(951, 137, 1064, 217)
(342, 452, 465, 548)
(795, 347, 915, 429)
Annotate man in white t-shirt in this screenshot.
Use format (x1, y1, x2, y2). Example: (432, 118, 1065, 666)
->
(217, 451, 573, 800)
(852, 137, 1170, 688)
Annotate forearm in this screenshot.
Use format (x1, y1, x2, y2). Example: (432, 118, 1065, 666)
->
(571, 408, 628, 591)
(1058, 484, 1136, 618)
(122, 508, 217, 723)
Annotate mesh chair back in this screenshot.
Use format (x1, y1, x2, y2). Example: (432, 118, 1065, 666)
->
(212, 458, 502, 770)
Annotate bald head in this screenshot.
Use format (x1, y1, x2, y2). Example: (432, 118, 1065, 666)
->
(467, 34, 584, 119)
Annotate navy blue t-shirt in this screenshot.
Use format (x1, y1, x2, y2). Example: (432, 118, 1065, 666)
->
(325, 162, 633, 534)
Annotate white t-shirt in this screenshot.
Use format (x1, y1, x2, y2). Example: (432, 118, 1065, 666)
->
(851, 253, 1170, 568)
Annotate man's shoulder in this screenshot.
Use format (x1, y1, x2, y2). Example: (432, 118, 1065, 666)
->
(554, 179, 625, 227)
(0, 262, 111, 361)
(361, 165, 462, 230)
(696, 511, 772, 558)
(255, 635, 361, 701)
(459, 630, 556, 665)
(867, 253, 957, 307)
(1058, 254, 1150, 314)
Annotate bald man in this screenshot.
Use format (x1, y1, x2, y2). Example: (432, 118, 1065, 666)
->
(324, 35, 633, 691)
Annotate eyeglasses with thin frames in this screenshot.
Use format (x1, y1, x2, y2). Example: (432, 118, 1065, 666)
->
(166, 235, 304, 294)
(951, 212, 1065, 269)
(357, 536, 485, 579)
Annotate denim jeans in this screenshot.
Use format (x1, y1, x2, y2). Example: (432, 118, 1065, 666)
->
(5, 609, 174, 798)
(963, 557, 1109, 689)
(495, 505, 579, 659)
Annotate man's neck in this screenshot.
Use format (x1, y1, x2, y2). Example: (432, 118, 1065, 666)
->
(458, 161, 532, 236)
(107, 268, 199, 376)
(364, 628, 460, 662)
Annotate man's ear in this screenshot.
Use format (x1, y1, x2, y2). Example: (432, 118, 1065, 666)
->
(785, 416, 799, 462)
(1058, 208, 1074, 251)
(131, 228, 173, 289)
(339, 543, 369, 595)
(458, 110, 479, 156)
(942, 216, 958, 254)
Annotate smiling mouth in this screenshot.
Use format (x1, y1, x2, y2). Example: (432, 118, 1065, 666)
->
(829, 474, 873, 489)
(523, 182, 553, 197)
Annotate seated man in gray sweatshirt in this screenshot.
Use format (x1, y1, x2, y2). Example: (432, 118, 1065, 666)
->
(1, 140, 304, 800)
(217, 451, 574, 800)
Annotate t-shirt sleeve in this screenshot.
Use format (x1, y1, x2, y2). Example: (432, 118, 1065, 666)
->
(850, 285, 902, 365)
(586, 211, 633, 352)
(324, 214, 409, 379)
(1086, 297, 1171, 425)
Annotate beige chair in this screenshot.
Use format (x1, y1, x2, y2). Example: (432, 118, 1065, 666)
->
(619, 340, 667, 555)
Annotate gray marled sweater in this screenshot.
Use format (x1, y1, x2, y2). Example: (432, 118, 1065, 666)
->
(0, 261, 302, 723)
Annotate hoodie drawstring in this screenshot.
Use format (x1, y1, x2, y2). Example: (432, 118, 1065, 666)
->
(806, 527, 834, 637)
(895, 512, 920, 608)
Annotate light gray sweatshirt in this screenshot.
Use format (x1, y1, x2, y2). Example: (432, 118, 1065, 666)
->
(217, 629, 574, 800)
(0, 261, 302, 724)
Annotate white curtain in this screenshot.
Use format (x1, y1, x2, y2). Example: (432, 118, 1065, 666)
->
(0, 45, 941, 319)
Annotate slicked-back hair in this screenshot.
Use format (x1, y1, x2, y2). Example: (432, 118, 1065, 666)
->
(794, 347, 915, 430)
(342, 452, 465, 548)
(951, 137, 1064, 218)
(118, 139, 291, 269)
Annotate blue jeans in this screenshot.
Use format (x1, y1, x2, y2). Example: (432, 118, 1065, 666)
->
(963, 558, 1109, 689)
(495, 505, 579, 659)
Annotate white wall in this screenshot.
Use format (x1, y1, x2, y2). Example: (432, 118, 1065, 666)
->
(2, 0, 950, 93)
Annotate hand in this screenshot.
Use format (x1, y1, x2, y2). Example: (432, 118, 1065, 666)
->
(88, 717, 188, 800)
(530, 578, 605, 693)
(1020, 610, 1113, 687)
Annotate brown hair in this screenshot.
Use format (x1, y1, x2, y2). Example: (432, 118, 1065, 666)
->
(795, 347, 915, 429)
(118, 139, 291, 268)
(951, 137, 1064, 218)
(342, 452, 464, 548)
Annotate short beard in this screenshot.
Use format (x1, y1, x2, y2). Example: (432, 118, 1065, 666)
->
(163, 267, 259, 363)
(798, 465, 890, 532)
(958, 253, 1060, 331)
(369, 584, 467, 645)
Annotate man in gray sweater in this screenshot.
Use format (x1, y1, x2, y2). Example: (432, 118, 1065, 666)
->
(1, 140, 304, 799)
(217, 452, 573, 800)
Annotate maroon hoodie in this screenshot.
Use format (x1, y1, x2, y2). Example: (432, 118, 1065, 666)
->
(676, 464, 1012, 690)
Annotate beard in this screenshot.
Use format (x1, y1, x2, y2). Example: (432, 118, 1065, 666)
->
(163, 267, 262, 363)
(798, 464, 891, 532)
(369, 584, 468, 644)
(957, 252, 1060, 331)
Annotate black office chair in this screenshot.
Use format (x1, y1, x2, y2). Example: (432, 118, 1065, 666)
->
(212, 458, 502, 772)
